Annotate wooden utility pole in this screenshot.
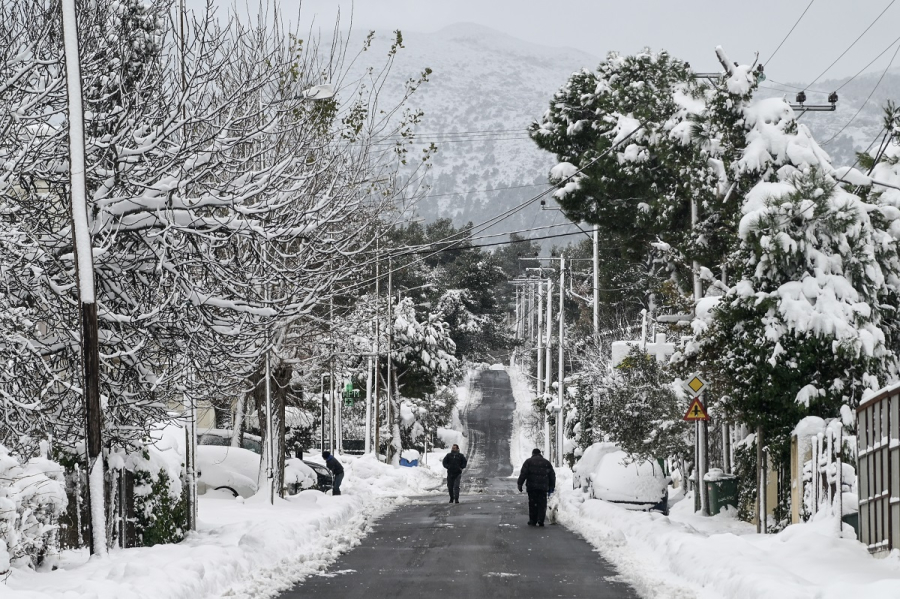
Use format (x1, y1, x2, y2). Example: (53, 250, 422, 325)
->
(61, 0, 106, 556)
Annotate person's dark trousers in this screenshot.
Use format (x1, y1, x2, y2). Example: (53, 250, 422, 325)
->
(332, 472, 344, 496)
(447, 472, 461, 501)
(527, 490, 548, 524)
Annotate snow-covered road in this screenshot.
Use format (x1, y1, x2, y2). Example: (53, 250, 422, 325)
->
(281, 368, 638, 598)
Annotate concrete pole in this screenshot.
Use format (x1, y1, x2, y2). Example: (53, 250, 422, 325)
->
(265, 345, 274, 504)
(531, 280, 537, 342)
(516, 285, 522, 339)
(320, 374, 326, 450)
(691, 197, 709, 515)
(364, 357, 373, 454)
(723, 422, 732, 474)
(757, 425, 765, 533)
(374, 241, 380, 459)
(593, 225, 600, 344)
(386, 259, 393, 463)
(544, 278, 553, 459)
(557, 257, 565, 467)
(536, 280, 543, 398)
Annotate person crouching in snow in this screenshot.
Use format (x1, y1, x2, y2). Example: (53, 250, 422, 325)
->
(517, 448, 555, 526)
(322, 451, 344, 495)
(442, 444, 467, 503)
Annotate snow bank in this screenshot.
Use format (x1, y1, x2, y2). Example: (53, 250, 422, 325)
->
(559, 478, 900, 598)
(507, 362, 538, 472)
(5, 454, 441, 598)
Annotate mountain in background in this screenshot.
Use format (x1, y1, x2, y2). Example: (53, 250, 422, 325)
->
(352, 23, 594, 248)
(356, 23, 899, 248)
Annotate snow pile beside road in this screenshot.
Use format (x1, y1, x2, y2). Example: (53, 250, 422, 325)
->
(5, 454, 441, 599)
(508, 362, 537, 472)
(342, 453, 442, 497)
(559, 478, 900, 598)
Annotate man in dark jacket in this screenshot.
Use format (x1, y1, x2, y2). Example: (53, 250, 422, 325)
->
(441, 444, 467, 503)
(322, 451, 344, 496)
(517, 448, 556, 526)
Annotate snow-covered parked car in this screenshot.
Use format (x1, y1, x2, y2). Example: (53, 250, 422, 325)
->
(196, 445, 260, 498)
(196, 445, 319, 498)
(573, 442, 669, 515)
(197, 428, 262, 454)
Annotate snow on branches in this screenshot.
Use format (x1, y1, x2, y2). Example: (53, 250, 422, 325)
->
(0, 1, 419, 456)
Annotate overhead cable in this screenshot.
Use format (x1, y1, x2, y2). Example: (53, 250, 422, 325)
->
(808, 0, 896, 88)
(765, 0, 817, 67)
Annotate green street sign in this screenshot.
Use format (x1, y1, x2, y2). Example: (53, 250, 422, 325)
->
(342, 382, 360, 407)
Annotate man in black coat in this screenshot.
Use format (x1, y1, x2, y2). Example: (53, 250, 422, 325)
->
(441, 444, 467, 503)
(517, 448, 556, 526)
(322, 451, 344, 496)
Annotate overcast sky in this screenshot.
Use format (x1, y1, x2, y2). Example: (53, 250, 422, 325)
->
(188, 0, 900, 85)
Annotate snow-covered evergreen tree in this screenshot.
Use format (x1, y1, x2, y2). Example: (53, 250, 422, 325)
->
(684, 168, 900, 462)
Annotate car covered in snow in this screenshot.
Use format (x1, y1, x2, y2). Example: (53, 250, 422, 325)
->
(573, 443, 669, 515)
(196, 445, 323, 498)
(197, 428, 262, 454)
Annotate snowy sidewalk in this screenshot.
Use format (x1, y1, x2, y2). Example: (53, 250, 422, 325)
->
(5, 455, 442, 599)
(559, 478, 900, 599)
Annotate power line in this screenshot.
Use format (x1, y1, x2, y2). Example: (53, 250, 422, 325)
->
(822, 39, 900, 146)
(836, 32, 900, 92)
(334, 123, 647, 296)
(808, 0, 896, 88)
(763, 80, 831, 94)
(462, 222, 579, 242)
(379, 127, 528, 138)
(370, 136, 531, 146)
(765, 0, 817, 67)
(406, 229, 588, 253)
(417, 183, 548, 200)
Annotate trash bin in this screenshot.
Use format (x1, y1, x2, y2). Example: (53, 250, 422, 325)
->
(704, 469, 739, 515)
(842, 511, 859, 537)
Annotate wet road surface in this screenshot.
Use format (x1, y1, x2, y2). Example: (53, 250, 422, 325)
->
(281, 369, 637, 599)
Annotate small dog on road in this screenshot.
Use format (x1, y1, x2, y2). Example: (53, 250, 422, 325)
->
(546, 492, 559, 524)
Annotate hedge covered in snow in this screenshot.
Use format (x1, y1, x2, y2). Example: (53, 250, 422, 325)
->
(0, 445, 67, 573)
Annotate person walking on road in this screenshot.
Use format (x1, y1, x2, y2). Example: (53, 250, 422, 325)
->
(517, 448, 556, 526)
(442, 444, 467, 503)
(322, 451, 344, 496)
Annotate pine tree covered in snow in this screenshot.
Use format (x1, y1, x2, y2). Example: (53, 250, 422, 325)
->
(684, 167, 900, 463)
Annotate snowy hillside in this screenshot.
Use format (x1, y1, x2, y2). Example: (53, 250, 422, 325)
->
(352, 23, 596, 244)
(357, 23, 898, 242)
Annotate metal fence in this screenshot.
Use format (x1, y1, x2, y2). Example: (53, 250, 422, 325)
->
(857, 385, 900, 554)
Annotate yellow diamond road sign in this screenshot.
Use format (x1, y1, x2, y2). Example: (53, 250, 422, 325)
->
(684, 374, 708, 397)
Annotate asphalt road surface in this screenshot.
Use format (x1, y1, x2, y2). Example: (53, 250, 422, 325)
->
(282, 369, 637, 599)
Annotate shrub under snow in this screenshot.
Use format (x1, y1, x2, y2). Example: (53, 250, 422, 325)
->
(0, 445, 67, 573)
